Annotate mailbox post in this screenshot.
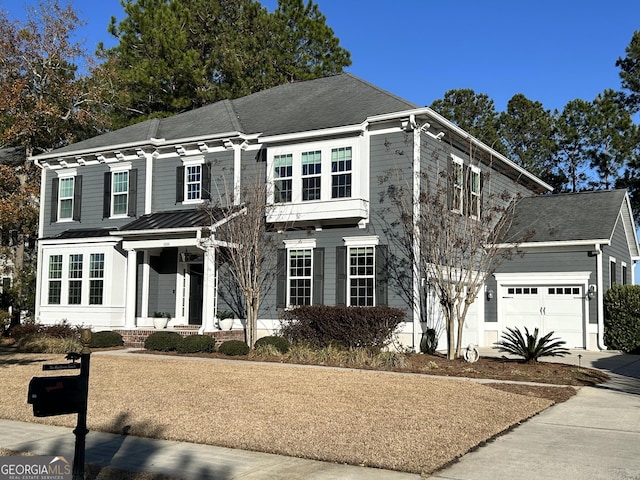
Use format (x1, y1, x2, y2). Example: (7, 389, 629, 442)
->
(72, 328, 91, 480)
(27, 329, 92, 480)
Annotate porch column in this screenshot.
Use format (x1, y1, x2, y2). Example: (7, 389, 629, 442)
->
(201, 246, 217, 332)
(125, 248, 137, 329)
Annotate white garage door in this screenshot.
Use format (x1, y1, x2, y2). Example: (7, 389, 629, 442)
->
(501, 285, 585, 349)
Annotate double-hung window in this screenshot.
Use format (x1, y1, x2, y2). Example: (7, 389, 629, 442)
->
(469, 166, 481, 218)
(348, 246, 375, 306)
(68, 254, 83, 305)
(302, 151, 321, 201)
(48, 255, 63, 305)
(186, 164, 202, 200)
(288, 249, 313, 306)
(452, 157, 464, 213)
(58, 177, 75, 220)
(89, 253, 105, 305)
(331, 147, 352, 199)
(274, 154, 293, 203)
(112, 171, 129, 216)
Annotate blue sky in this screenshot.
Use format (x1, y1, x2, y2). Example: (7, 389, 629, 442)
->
(3, 0, 640, 113)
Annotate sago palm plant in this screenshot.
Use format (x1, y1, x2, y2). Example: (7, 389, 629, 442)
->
(494, 326, 570, 363)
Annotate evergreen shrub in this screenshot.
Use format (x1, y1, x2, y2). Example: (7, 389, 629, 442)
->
(177, 334, 216, 353)
(254, 335, 290, 353)
(218, 340, 249, 356)
(89, 331, 124, 348)
(604, 285, 640, 353)
(144, 331, 182, 351)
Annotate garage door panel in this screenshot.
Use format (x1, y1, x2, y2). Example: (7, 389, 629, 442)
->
(500, 284, 584, 349)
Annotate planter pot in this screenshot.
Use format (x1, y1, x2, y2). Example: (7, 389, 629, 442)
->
(153, 317, 169, 329)
(218, 318, 234, 330)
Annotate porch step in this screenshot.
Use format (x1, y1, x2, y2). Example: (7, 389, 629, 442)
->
(113, 328, 244, 349)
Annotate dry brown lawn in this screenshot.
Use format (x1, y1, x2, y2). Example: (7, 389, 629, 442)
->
(0, 351, 558, 475)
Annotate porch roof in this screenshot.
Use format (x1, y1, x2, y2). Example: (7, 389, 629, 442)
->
(117, 208, 232, 236)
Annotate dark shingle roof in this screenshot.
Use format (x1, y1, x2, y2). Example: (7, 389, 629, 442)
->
(44, 74, 417, 156)
(504, 189, 628, 243)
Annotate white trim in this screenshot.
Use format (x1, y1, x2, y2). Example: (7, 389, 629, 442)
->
(495, 239, 610, 249)
(56, 168, 77, 178)
(260, 124, 366, 143)
(494, 271, 592, 284)
(342, 235, 379, 247)
(181, 156, 204, 166)
(108, 162, 132, 172)
(283, 238, 317, 249)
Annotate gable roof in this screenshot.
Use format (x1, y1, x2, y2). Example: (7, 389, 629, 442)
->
(39, 74, 417, 157)
(504, 189, 640, 257)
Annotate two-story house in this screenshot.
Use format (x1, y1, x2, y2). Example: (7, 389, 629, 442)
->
(31, 74, 639, 351)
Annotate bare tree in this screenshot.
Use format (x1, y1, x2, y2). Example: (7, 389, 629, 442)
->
(381, 138, 526, 360)
(203, 174, 279, 348)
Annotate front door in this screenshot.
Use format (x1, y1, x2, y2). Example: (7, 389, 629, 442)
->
(188, 263, 203, 325)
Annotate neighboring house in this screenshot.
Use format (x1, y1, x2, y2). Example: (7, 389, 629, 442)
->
(485, 189, 640, 350)
(30, 74, 638, 351)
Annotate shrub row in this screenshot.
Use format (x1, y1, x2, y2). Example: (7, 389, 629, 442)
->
(279, 305, 405, 350)
(604, 284, 640, 353)
(143, 332, 250, 355)
(10, 320, 81, 341)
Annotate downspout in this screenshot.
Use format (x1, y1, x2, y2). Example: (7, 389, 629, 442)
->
(411, 114, 422, 352)
(595, 244, 605, 350)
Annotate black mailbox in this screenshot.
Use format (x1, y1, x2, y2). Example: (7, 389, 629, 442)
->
(27, 375, 85, 417)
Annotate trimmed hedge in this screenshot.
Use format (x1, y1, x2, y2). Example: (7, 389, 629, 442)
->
(218, 340, 249, 356)
(89, 331, 124, 348)
(604, 284, 640, 353)
(177, 334, 216, 354)
(144, 331, 182, 352)
(254, 335, 290, 353)
(279, 305, 405, 350)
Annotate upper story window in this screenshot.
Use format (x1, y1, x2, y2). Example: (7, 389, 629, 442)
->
(302, 151, 321, 201)
(331, 147, 352, 199)
(450, 155, 482, 218)
(622, 262, 628, 285)
(610, 257, 617, 286)
(103, 164, 137, 219)
(112, 171, 129, 216)
(176, 157, 210, 203)
(51, 170, 81, 223)
(274, 154, 293, 203)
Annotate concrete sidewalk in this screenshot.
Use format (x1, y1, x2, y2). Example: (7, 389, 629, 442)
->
(426, 350, 640, 480)
(0, 418, 421, 480)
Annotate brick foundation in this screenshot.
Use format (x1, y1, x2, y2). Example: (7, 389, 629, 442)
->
(113, 327, 244, 349)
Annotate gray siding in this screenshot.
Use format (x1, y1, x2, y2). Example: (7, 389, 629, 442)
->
(42, 159, 147, 238)
(602, 212, 633, 288)
(488, 250, 597, 324)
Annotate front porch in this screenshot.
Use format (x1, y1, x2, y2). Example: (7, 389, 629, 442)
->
(113, 325, 244, 348)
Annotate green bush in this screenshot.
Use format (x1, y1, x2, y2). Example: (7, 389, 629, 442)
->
(218, 340, 249, 356)
(254, 335, 290, 353)
(177, 334, 216, 354)
(89, 331, 124, 348)
(280, 306, 405, 350)
(494, 326, 569, 363)
(604, 284, 640, 353)
(144, 331, 182, 351)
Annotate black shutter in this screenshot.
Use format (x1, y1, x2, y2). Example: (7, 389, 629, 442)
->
(176, 166, 185, 203)
(276, 248, 287, 308)
(479, 172, 485, 219)
(103, 172, 112, 218)
(202, 163, 211, 200)
(463, 166, 470, 217)
(313, 248, 324, 305)
(446, 157, 452, 210)
(50, 177, 59, 223)
(375, 245, 388, 306)
(128, 169, 138, 217)
(72, 175, 82, 221)
(336, 246, 347, 306)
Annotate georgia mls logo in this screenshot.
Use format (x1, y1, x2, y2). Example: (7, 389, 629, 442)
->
(0, 455, 71, 480)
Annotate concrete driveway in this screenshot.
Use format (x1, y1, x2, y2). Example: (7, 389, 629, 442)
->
(426, 350, 640, 480)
